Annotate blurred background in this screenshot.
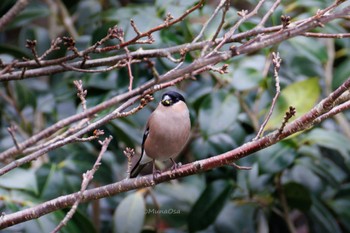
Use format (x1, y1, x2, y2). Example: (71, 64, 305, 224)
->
(1, 0, 350, 232)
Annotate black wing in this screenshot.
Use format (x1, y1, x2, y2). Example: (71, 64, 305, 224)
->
(129, 126, 149, 178)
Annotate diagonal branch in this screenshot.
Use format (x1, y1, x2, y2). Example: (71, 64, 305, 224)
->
(1, 2, 349, 162)
(51, 136, 112, 233)
(0, 0, 29, 31)
(1, 74, 350, 229)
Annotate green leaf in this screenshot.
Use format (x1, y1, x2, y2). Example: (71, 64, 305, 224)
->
(192, 133, 237, 159)
(5, 4, 49, 30)
(19, 26, 51, 55)
(329, 198, 350, 232)
(266, 77, 320, 130)
(333, 60, 350, 91)
(283, 182, 312, 211)
(15, 81, 37, 110)
(231, 55, 265, 90)
(214, 202, 258, 233)
(113, 192, 145, 233)
(188, 180, 233, 232)
(258, 142, 297, 174)
(154, 176, 204, 227)
(289, 37, 328, 64)
(298, 156, 340, 188)
(198, 91, 240, 136)
(0, 168, 38, 194)
(304, 128, 350, 160)
(309, 195, 342, 233)
(22, 209, 94, 233)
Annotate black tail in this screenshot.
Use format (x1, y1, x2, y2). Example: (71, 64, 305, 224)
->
(129, 163, 147, 178)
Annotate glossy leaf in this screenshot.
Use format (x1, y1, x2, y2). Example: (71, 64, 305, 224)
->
(188, 180, 233, 232)
(6, 4, 49, 30)
(289, 37, 328, 64)
(329, 198, 350, 232)
(113, 192, 145, 233)
(214, 202, 258, 233)
(0, 168, 38, 194)
(266, 77, 320, 130)
(15, 81, 37, 110)
(258, 142, 297, 174)
(231, 55, 265, 90)
(304, 128, 350, 159)
(198, 91, 240, 136)
(309, 196, 342, 233)
(283, 182, 312, 211)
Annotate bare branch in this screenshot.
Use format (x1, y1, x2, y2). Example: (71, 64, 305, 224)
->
(302, 32, 350, 38)
(2, 73, 350, 228)
(0, 78, 350, 229)
(0, 0, 29, 31)
(51, 135, 113, 233)
(123, 147, 135, 178)
(7, 125, 20, 150)
(209, 0, 267, 55)
(254, 52, 282, 140)
(276, 106, 297, 137)
(257, 0, 281, 28)
(192, 0, 228, 44)
(73, 80, 88, 113)
(25, 40, 41, 66)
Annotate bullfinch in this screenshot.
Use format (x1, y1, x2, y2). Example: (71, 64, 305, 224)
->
(129, 91, 191, 178)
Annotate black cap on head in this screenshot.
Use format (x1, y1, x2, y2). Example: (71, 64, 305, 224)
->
(161, 91, 186, 106)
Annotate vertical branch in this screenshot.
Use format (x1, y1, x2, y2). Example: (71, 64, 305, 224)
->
(254, 52, 282, 140)
(275, 173, 297, 233)
(257, 0, 281, 28)
(7, 125, 20, 150)
(73, 80, 88, 113)
(192, 0, 228, 44)
(51, 135, 113, 233)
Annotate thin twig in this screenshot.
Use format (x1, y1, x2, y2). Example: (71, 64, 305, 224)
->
(192, 0, 228, 44)
(39, 38, 62, 60)
(254, 52, 282, 140)
(211, 0, 230, 42)
(275, 172, 297, 233)
(257, 0, 281, 28)
(144, 58, 160, 80)
(25, 40, 41, 66)
(208, 0, 267, 56)
(73, 80, 88, 113)
(123, 147, 135, 178)
(0, 0, 349, 162)
(302, 32, 350, 38)
(60, 60, 125, 73)
(51, 135, 113, 233)
(313, 100, 350, 124)
(231, 162, 252, 170)
(98, 0, 204, 52)
(7, 125, 20, 150)
(0, 0, 29, 31)
(276, 106, 296, 137)
(0, 60, 17, 76)
(3, 73, 350, 227)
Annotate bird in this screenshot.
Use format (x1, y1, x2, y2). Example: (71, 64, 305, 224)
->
(129, 91, 191, 178)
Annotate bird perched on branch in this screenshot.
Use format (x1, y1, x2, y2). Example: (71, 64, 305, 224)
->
(129, 91, 191, 178)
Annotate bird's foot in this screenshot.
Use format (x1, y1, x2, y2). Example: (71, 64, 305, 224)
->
(152, 160, 161, 180)
(170, 158, 181, 174)
(152, 169, 162, 180)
